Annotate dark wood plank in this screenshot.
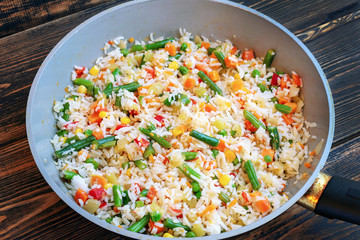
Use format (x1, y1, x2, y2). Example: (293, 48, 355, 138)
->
(0, 0, 118, 38)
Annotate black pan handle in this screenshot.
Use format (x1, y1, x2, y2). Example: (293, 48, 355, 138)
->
(314, 175, 360, 224)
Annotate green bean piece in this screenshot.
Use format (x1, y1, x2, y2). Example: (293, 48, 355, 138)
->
(189, 130, 220, 147)
(218, 129, 227, 137)
(275, 104, 292, 114)
(251, 69, 261, 78)
(113, 82, 141, 93)
(115, 95, 122, 108)
(62, 102, 70, 112)
(63, 170, 78, 180)
(150, 211, 161, 222)
(288, 139, 293, 144)
(268, 126, 280, 150)
(271, 97, 278, 103)
(140, 54, 146, 68)
(197, 71, 223, 96)
(194, 191, 202, 199)
(138, 95, 144, 106)
(191, 181, 201, 193)
(182, 152, 198, 161)
(130, 44, 145, 52)
(62, 113, 69, 121)
(214, 51, 226, 68)
(243, 110, 266, 129)
(185, 231, 197, 238)
(83, 129, 93, 137)
(143, 143, 155, 159)
(178, 163, 201, 181)
(207, 48, 216, 55)
(139, 127, 171, 149)
(135, 201, 145, 208)
(180, 43, 187, 52)
(134, 160, 147, 170)
(85, 157, 99, 169)
(55, 136, 96, 158)
(122, 190, 130, 205)
(140, 189, 149, 197)
(128, 214, 150, 232)
(113, 185, 123, 207)
(73, 78, 94, 89)
(264, 155, 272, 163)
(178, 66, 189, 75)
(219, 192, 230, 203)
(244, 160, 261, 191)
(230, 130, 236, 137)
(94, 136, 116, 147)
(196, 43, 201, 49)
(66, 136, 79, 144)
(179, 94, 191, 105)
(121, 48, 129, 57)
(264, 49, 276, 68)
(112, 68, 122, 78)
(68, 95, 78, 100)
(243, 206, 249, 210)
(105, 217, 113, 223)
(103, 83, 113, 97)
(212, 149, 219, 158)
(145, 38, 175, 50)
(276, 70, 284, 75)
(99, 140, 116, 149)
(147, 122, 156, 131)
(122, 161, 130, 169)
(232, 157, 240, 166)
(257, 83, 267, 92)
(57, 129, 68, 137)
(163, 218, 191, 231)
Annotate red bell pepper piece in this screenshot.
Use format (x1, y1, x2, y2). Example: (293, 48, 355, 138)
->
(271, 73, 280, 86)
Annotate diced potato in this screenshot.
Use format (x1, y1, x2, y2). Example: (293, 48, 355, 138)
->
(83, 199, 101, 214)
(105, 172, 118, 184)
(149, 83, 163, 95)
(192, 223, 205, 237)
(212, 119, 227, 130)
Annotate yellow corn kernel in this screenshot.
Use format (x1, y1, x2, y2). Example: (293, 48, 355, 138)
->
(68, 98, 74, 101)
(163, 233, 174, 238)
(126, 167, 132, 177)
(89, 65, 99, 76)
(198, 102, 205, 110)
(172, 125, 186, 137)
(128, 37, 134, 43)
(99, 111, 108, 119)
(104, 183, 113, 190)
(120, 117, 130, 125)
(240, 86, 251, 94)
(224, 149, 236, 162)
(234, 73, 241, 79)
(75, 128, 83, 134)
(168, 61, 179, 70)
(225, 101, 232, 108)
(219, 174, 231, 186)
(78, 85, 87, 94)
(59, 137, 67, 143)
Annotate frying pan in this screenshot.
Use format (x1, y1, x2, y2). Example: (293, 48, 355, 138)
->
(26, 0, 360, 238)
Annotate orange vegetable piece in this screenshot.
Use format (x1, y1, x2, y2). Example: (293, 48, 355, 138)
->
(88, 113, 102, 124)
(147, 186, 157, 201)
(224, 55, 238, 68)
(278, 97, 290, 104)
(184, 78, 196, 89)
(148, 219, 164, 234)
(205, 104, 217, 112)
(292, 72, 302, 87)
(165, 42, 176, 56)
(230, 46, 238, 55)
(282, 114, 294, 125)
(304, 162, 312, 168)
(92, 129, 104, 140)
(255, 197, 271, 213)
(209, 70, 220, 82)
(195, 62, 208, 74)
(138, 85, 151, 96)
(285, 102, 297, 114)
(215, 139, 227, 152)
(74, 188, 88, 205)
(245, 120, 257, 132)
(261, 148, 275, 161)
(249, 191, 261, 198)
(280, 75, 291, 89)
(198, 204, 216, 216)
(228, 199, 238, 208)
(91, 175, 107, 188)
(210, 52, 216, 58)
(201, 42, 211, 49)
(242, 50, 254, 60)
(309, 150, 316, 156)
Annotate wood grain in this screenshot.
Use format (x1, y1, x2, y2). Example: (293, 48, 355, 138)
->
(0, 0, 359, 239)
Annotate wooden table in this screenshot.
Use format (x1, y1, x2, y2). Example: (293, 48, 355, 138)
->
(1, 0, 359, 239)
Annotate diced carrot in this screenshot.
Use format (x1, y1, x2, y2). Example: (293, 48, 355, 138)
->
(280, 75, 291, 89)
(228, 199, 237, 208)
(210, 52, 216, 58)
(261, 148, 275, 161)
(237, 99, 245, 105)
(148, 219, 164, 234)
(88, 113, 102, 124)
(304, 162, 312, 168)
(147, 186, 157, 201)
(231, 79, 243, 92)
(235, 146, 243, 153)
(255, 197, 271, 213)
(285, 102, 297, 114)
(230, 46, 237, 55)
(209, 70, 220, 82)
(298, 142, 305, 149)
(74, 188, 88, 205)
(215, 139, 227, 152)
(195, 62, 208, 74)
(128, 37, 134, 43)
(249, 191, 261, 198)
(224, 55, 238, 68)
(241, 191, 249, 203)
(91, 175, 108, 188)
(282, 114, 294, 125)
(278, 97, 290, 104)
(201, 42, 211, 49)
(92, 129, 104, 140)
(242, 50, 254, 60)
(205, 104, 217, 112)
(198, 204, 216, 216)
(245, 120, 257, 133)
(309, 150, 316, 156)
(165, 42, 176, 56)
(137, 85, 151, 96)
(292, 72, 302, 87)
(184, 78, 196, 89)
